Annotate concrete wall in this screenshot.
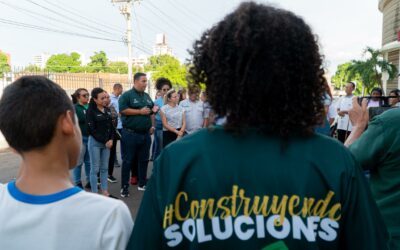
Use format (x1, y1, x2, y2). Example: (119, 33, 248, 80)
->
(0, 132, 8, 150)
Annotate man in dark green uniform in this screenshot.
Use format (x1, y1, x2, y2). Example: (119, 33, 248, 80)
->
(128, 3, 389, 249)
(346, 98, 400, 249)
(119, 72, 158, 197)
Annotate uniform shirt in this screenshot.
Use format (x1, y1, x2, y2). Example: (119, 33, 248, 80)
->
(161, 104, 185, 131)
(110, 93, 122, 129)
(349, 108, 400, 248)
(86, 106, 114, 144)
(336, 95, 353, 131)
(0, 181, 133, 250)
(119, 88, 154, 132)
(75, 103, 89, 137)
(128, 127, 388, 249)
(179, 99, 206, 134)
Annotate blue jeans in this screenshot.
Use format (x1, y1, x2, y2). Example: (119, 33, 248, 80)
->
(72, 136, 90, 185)
(88, 136, 110, 193)
(121, 129, 151, 188)
(151, 126, 163, 161)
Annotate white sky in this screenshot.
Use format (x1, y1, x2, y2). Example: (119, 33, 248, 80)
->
(0, 0, 382, 75)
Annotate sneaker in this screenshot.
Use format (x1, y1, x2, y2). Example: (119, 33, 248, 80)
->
(130, 176, 138, 185)
(120, 186, 130, 198)
(138, 185, 146, 191)
(108, 194, 119, 199)
(84, 182, 91, 190)
(97, 177, 100, 185)
(108, 175, 117, 183)
(76, 182, 83, 189)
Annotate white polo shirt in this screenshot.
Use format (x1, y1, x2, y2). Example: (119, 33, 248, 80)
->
(0, 182, 133, 250)
(337, 95, 354, 131)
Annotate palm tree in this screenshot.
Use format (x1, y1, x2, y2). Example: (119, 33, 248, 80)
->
(347, 47, 397, 95)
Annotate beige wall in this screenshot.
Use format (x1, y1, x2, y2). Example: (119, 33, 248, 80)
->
(381, 0, 400, 45)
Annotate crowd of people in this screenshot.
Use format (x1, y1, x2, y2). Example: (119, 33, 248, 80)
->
(0, 2, 399, 250)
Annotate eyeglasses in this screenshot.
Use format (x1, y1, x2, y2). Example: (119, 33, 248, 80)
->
(81, 94, 89, 98)
(162, 88, 170, 92)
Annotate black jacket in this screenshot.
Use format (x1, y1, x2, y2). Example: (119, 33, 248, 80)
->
(86, 106, 114, 144)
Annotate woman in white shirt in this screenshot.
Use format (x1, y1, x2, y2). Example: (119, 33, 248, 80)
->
(160, 89, 186, 147)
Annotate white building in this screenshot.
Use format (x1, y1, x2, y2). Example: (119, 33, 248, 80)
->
(33, 53, 51, 69)
(153, 33, 173, 56)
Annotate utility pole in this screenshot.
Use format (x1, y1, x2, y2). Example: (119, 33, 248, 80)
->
(112, 0, 138, 88)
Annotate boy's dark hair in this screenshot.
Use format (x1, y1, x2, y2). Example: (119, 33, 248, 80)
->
(71, 88, 88, 104)
(155, 77, 172, 90)
(189, 2, 325, 137)
(0, 76, 74, 152)
(134, 72, 146, 81)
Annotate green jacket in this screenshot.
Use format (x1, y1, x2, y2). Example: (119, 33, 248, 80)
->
(75, 103, 89, 137)
(128, 127, 389, 249)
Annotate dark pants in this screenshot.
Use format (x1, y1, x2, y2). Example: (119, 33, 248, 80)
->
(121, 129, 151, 188)
(337, 129, 351, 143)
(108, 129, 121, 177)
(163, 130, 179, 148)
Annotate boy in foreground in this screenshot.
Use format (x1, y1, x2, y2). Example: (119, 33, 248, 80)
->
(0, 76, 133, 250)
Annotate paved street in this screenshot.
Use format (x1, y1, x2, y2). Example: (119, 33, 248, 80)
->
(0, 142, 150, 219)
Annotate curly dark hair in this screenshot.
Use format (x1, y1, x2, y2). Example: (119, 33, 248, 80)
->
(155, 77, 172, 91)
(188, 2, 326, 137)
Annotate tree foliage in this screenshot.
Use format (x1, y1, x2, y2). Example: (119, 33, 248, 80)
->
(347, 47, 397, 95)
(145, 55, 187, 87)
(46, 52, 82, 73)
(332, 62, 363, 95)
(0, 51, 11, 77)
(86, 51, 108, 73)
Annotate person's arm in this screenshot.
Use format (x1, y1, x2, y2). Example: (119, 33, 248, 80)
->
(86, 108, 96, 135)
(178, 111, 186, 138)
(340, 156, 389, 249)
(120, 107, 150, 116)
(344, 97, 368, 147)
(160, 110, 180, 135)
(150, 114, 156, 135)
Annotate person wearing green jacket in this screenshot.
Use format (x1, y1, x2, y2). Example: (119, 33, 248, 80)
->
(128, 2, 389, 250)
(71, 88, 91, 189)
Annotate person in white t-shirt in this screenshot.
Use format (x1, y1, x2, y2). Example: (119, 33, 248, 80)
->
(179, 84, 207, 134)
(0, 76, 133, 250)
(336, 82, 356, 143)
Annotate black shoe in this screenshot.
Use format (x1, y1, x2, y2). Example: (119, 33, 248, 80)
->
(76, 182, 83, 189)
(84, 182, 91, 190)
(108, 194, 119, 199)
(108, 175, 117, 183)
(120, 186, 130, 198)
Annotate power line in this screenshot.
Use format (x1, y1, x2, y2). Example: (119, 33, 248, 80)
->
(175, 0, 211, 25)
(24, 0, 122, 38)
(167, 0, 208, 28)
(40, 0, 125, 34)
(141, 1, 194, 41)
(0, 18, 123, 42)
(0, 1, 122, 40)
(132, 3, 145, 51)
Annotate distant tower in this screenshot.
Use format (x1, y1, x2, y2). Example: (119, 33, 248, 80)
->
(379, 0, 400, 92)
(153, 33, 173, 56)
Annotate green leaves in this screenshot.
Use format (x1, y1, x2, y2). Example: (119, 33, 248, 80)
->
(0, 51, 10, 78)
(46, 53, 82, 73)
(145, 55, 188, 87)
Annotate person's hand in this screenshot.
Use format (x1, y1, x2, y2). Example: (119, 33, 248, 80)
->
(152, 106, 160, 113)
(349, 97, 369, 129)
(105, 140, 113, 149)
(176, 130, 184, 137)
(149, 126, 155, 135)
(140, 107, 151, 115)
(338, 110, 347, 117)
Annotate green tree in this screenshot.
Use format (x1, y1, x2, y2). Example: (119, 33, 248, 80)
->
(46, 52, 82, 73)
(24, 64, 41, 72)
(87, 51, 108, 73)
(145, 55, 187, 87)
(332, 62, 363, 95)
(347, 47, 397, 95)
(0, 51, 11, 78)
(106, 61, 128, 74)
